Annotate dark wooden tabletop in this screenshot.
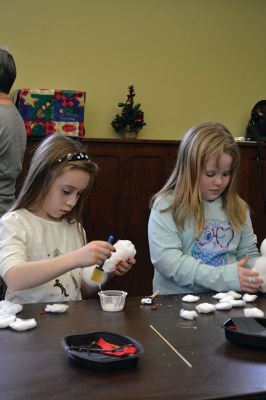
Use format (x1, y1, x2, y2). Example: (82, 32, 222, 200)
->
(1, 293, 266, 400)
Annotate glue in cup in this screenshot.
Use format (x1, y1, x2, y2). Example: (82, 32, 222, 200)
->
(98, 290, 127, 312)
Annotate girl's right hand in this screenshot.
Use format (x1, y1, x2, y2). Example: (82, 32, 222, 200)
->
(237, 256, 263, 293)
(76, 240, 114, 268)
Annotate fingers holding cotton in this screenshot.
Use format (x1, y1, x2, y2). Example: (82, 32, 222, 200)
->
(238, 265, 262, 293)
(113, 257, 136, 276)
(102, 240, 136, 273)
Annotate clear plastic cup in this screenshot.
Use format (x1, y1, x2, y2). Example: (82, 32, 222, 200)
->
(98, 290, 127, 312)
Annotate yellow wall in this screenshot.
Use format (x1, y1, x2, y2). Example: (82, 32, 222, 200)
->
(2, 0, 266, 139)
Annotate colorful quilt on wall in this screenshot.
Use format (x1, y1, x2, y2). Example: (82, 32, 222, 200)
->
(15, 89, 85, 137)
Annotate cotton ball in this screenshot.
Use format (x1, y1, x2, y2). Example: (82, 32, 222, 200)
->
(0, 314, 16, 328)
(103, 240, 136, 273)
(242, 293, 258, 302)
(215, 302, 232, 311)
(253, 256, 266, 293)
(0, 300, 23, 315)
(219, 295, 234, 303)
(44, 304, 69, 313)
(244, 307, 264, 318)
(221, 298, 245, 307)
(180, 309, 198, 320)
(230, 299, 246, 307)
(227, 291, 242, 299)
(181, 294, 200, 303)
(9, 318, 37, 331)
(82, 266, 108, 287)
(213, 292, 227, 300)
(195, 303, 216, 314)
(260, 238, 266, 256)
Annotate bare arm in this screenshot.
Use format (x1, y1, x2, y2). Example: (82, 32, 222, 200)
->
(4, 241, 114, 292)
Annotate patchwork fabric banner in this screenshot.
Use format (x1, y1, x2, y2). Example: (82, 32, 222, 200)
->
(15, 89, 85, 137)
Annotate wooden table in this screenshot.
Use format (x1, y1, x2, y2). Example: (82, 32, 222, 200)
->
(1, 293, 266, 400)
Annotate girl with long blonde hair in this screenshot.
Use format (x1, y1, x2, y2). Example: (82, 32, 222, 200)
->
(148, 121, 263, 294)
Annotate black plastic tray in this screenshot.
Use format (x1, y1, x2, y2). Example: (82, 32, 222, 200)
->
(62, 331, 144, 371)
(224, 317, 266, 349)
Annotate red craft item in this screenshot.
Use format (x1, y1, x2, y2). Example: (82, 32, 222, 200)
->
(95, 338, 138, 357)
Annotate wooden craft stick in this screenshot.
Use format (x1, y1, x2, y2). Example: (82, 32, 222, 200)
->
(149, 324, 192, 368)
(150, 290, 160, 298)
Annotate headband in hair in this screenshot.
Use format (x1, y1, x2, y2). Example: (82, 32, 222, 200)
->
(55, 152, 90, 164)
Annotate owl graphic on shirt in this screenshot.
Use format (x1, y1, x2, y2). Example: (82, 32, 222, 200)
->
(191, 219, 234, 266)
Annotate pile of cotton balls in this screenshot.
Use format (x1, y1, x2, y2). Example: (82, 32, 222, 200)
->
(0, 301, 70, 332)
(180, 290, 264, 321)
(83, 240, 136, 286)
(0, 300, 36, 331)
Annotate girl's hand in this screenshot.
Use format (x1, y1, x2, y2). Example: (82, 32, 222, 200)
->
(77, 240, 114, 267)
(112, 257, 136, 276)
(237, 256, 263, 293)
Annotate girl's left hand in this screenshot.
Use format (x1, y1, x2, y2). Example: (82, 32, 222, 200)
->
(112, 257, 136, 276)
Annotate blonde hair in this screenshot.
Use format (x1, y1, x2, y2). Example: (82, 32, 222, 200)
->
(12, 135, 99, 241)
(151, 121, 248, 235)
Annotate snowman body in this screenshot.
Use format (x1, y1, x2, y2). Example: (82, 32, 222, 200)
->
(253, 239, 266, 292)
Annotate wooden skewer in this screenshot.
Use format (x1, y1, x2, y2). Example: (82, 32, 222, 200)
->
(149, 324, 192, 368)
(150, 290, 160, 298)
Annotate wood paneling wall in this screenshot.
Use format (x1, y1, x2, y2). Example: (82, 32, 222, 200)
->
(19, 138, 266, 297)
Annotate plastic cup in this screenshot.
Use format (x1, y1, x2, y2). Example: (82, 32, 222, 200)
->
(98, 290, 127, 312)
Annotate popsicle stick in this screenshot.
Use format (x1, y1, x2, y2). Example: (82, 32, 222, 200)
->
(150, 290, 160, 298)
(149, 324, 192, 368)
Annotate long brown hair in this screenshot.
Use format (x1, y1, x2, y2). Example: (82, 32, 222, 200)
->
(151, 121, 248, 235)
(12, 135, 99, 239)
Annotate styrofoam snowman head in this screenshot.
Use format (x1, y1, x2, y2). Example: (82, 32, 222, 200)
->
(260, 238, 266, 256)
(254, 256, 266, 293)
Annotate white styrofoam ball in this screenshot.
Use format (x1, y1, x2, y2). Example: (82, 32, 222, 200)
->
(260, 239, 266, 256)
(114, 240, 136, 258)
(253, 257, 266, 293)
(103, 240, 136, 273)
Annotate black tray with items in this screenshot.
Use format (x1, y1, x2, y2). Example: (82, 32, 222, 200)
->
(224, 317, 266, 349)
(62, 331, 144, 371)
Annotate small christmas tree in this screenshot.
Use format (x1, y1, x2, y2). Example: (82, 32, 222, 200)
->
(111, 85, 146, 136)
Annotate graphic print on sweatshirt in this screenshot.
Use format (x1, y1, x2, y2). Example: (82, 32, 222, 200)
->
(48, 248, 70, 298)
(191, 219, 234, 266)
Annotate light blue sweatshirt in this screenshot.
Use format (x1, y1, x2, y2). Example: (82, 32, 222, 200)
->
(148, 195, 259, 294)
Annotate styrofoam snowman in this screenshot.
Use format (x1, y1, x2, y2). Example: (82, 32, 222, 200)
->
(253, 238, 266, 292)
(82, 240, 136, 287)
(102, 240, 136, 272)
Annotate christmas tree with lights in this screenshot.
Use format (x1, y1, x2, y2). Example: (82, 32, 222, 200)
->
(111, 85, 146, 137)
